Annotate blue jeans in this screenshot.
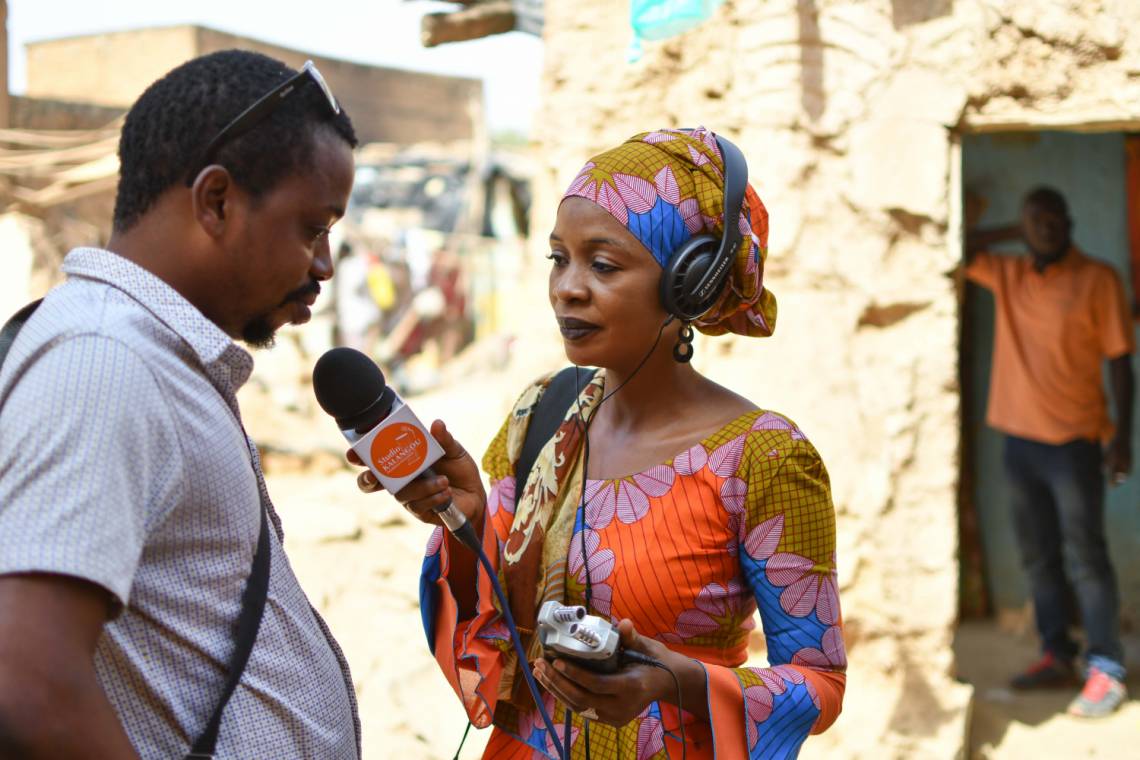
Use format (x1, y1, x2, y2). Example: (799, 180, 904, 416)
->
(1003, 435, 1125, 680)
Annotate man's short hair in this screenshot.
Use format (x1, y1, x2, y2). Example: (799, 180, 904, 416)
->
(1023, 186, 1069, 218)
(113, 50, 358, 232)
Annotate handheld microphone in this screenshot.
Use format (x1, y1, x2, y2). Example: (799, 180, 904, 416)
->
(312, 347, 478, 551)
(312, 348, 568, 758)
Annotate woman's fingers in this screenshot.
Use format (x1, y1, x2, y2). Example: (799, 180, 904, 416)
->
(393, 474, 449, 504)
(617, 618, 666, 659)
(393, 475, 451, 525)
(347, 435, 467, 528)
(534, 661, 591, 714)
(429, 419, 465, 459)
(549, 657, 623, 696)
(617, 619, 638, 647)
(356, 469, 383, 493)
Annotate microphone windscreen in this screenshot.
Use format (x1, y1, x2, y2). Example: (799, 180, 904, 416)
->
(312, 347, 396, 431)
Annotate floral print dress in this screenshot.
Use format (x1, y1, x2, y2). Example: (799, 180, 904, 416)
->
(420, 373, 846, 759)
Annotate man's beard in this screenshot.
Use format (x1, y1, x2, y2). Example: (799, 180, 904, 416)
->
(1028, 238, 1069, 268)
(241, 315, 277, 349)
(240, 279, 320, 349)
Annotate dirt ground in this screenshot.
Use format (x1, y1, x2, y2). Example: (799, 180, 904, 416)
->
(954, 621, 1140, 760)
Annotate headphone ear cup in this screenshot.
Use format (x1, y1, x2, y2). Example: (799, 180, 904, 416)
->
(660, 234, 719, 321)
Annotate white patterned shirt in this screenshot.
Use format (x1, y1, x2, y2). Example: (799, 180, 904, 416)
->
(0, 248, 359, 759)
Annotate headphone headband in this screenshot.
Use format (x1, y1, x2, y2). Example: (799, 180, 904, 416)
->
(690, 136, 746, 302)
(659, 132, 749, 322)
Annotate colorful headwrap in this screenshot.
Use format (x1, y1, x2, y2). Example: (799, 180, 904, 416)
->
(561, 126, 777, 338)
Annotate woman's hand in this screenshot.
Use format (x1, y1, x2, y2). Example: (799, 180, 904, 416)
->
(347, 419, 487, 527)
(531, 619, 681, 727)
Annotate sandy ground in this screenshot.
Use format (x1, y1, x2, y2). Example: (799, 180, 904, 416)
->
(954, 621, 1140, 760)
(270, 472, 489, 758)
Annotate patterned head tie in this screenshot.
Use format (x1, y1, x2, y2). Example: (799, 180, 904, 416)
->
(561, 126, 776, 338)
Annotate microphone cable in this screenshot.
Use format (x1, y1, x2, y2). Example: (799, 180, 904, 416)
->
(478, 546, 567, 760)
(445, 524, 568, 759)
(622, 651, 688, 760)
(570, 316, 691, 760)
(574, 314, 670, 610)
(446, 309, 672, 760)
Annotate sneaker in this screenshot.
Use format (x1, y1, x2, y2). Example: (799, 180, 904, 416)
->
(1067, 667, 1127, 718)
(1010, 652, 1079, 690)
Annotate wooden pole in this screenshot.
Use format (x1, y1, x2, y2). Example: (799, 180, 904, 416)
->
(0, 0, 9, 129)
(421, 2, 516, 48)
(1126, 135, 1140, 318)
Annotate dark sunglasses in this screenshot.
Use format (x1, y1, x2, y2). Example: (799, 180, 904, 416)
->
(186, 60, 340, 184)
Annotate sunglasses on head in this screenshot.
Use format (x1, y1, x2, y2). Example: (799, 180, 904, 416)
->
(186, 60, 340, 185)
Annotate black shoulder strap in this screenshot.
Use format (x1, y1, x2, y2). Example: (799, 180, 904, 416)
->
(0, 298, 43, 368)
(514, 367, 597, 506)
(1, 300, 270, 756)
(0, 297, 271, 760)
(186, 506, 271, 759)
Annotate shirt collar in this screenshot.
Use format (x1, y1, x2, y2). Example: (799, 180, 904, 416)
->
(61, 247, 254, 392)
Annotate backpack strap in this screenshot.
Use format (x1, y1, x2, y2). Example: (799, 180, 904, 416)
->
(185, 505, 270, 759)
(0, 298, 43, 368)
(514, 366, 597, 507)
(0, 297, 271, 760)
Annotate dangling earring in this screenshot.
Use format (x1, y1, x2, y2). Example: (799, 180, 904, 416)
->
(672, 322, 694, 363)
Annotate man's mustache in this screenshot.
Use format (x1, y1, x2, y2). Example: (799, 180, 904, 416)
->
(281, 280, 320, 306)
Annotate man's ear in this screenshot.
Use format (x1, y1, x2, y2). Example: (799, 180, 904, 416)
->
(190, 165, 234, 240)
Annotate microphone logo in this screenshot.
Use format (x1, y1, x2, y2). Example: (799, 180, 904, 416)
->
(370, 422, 430, 478)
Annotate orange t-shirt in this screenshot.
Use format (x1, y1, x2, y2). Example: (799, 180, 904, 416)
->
(966, 248, 1135, 444)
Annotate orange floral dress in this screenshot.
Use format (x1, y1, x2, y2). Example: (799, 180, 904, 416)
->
(420, 372, 846, 758)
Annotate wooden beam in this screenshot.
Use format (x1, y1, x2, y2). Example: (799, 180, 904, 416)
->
(421, 2, 515, 47)
(1126, 135, 1140, 319)
(0, 0, 8, 129)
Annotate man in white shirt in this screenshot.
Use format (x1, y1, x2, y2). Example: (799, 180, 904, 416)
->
(0, 50, 360, 758)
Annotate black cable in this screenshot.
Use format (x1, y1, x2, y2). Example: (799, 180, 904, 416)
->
(575, 315, 672, 612)
(449, 316, 680, 760)
(467, 539, 567, 760)
(621, 652, 687, 760)
(660, 663, 687, 760)
(572, 365, 595, 609)
(570, 316, 674, 760)
(451, 721, 472, 760)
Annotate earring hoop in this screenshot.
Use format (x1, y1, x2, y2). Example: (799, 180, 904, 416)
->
(672, 323, 694, 363)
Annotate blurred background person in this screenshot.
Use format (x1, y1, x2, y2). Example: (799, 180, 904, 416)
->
(334, 238, 384, 354)
(965, 186, 1134, 718)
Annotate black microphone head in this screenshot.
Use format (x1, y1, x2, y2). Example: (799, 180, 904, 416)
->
(312, 347, 397, 432)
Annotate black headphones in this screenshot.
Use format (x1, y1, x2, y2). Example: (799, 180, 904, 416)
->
(658, 133, 748, 322)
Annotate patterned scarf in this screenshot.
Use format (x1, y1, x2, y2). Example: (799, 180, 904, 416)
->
(493, 371, 606, 712)
(562, 126, 777, 338)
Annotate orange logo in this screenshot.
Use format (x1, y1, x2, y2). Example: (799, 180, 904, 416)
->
(370, 422, 429, 478)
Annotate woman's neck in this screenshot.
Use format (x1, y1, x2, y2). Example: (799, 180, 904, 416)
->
(594, 349, 704, 432)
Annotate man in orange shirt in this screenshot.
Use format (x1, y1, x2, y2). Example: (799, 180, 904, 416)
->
(966, 186, 1135, 718)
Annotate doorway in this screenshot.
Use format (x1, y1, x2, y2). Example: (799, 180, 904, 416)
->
(959, 130, 1140, 629)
